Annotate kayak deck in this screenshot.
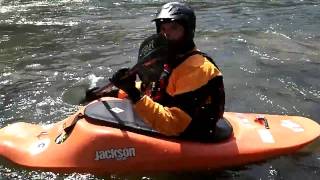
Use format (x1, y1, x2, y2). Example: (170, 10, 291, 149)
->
(0, 98, 319, 174)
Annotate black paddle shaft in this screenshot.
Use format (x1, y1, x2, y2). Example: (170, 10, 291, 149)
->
(92, 58, 158, 96)
(91, 34, 168, 97)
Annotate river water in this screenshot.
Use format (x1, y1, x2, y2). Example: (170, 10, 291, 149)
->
(0, 0, 319, 179)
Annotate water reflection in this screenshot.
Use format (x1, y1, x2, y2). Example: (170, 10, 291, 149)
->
(0, 0, 319, 179)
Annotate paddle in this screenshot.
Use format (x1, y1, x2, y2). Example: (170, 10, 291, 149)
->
(81, 34, 169, 104)
(55, 34, 169, 143)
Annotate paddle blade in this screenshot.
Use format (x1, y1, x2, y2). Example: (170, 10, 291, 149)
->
(62, 85, 88, 105)
(138, 34, 169, 63)
(137, 34, 169, 84)
(62, 75, 103, 105)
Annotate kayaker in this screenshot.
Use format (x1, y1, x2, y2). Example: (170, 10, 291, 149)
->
(88, 2, 225, 142)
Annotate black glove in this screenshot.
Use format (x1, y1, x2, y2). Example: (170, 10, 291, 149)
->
(109, 68, 142, 103)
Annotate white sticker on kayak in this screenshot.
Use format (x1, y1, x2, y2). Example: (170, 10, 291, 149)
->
(281, 120, 304, 132)
(28, 138, 50, 155)
(111, 107, 124, 113)
(236, 114, 254, 127)
(258, 129, 275, 143)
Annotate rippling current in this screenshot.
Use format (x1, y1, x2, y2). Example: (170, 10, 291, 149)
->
(0, 0, 319, 179)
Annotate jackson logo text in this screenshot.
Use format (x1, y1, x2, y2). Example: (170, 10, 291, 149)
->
(95, 147, 136, 161)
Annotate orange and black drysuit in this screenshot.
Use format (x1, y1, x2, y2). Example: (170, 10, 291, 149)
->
(133, 50, 225, 141)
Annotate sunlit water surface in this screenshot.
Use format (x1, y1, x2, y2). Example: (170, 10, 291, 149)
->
(0, 0, 319, 179)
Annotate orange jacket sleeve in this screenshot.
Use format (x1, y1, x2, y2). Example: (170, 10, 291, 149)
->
(134, 95, 192, 136)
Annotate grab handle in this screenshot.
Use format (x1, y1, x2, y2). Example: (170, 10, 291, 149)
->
(255, 115, 270, 129)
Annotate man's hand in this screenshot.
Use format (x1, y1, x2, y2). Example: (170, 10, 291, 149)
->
(110, 68, 142, 103)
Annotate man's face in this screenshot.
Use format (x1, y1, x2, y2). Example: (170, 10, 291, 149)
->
(159, 21, 185, 41)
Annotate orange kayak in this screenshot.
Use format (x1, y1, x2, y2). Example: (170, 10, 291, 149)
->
(0, 97, 319, 175)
